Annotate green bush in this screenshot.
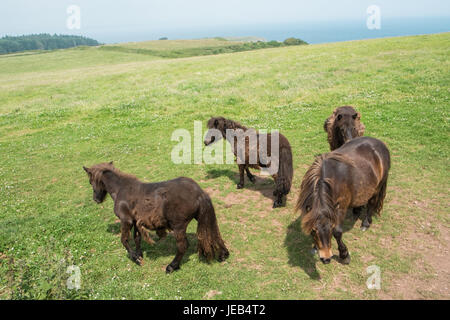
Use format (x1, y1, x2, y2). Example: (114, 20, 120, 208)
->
(283, 37, 308, 46)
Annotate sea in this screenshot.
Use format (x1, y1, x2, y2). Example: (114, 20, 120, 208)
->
(84, 16, 450, 44)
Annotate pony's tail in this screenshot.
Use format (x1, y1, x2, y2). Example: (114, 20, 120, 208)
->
(196, 193, 229, 262)
(275, 146, 293, 196)
(372, 172, 389, 216)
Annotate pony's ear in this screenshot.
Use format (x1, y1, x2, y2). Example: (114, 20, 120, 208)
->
(109, 161, 114, 165)
(214, 119, 219, 127)
(83, 166, 90, 174)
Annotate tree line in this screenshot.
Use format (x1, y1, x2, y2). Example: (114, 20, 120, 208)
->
(0, 34, 100, 55)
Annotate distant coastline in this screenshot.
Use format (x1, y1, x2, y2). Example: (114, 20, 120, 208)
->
(60, 16, 450, 45)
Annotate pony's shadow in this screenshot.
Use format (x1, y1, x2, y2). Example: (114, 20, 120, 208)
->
(107, 223, 199, 265)
(206, 168, 276, 202)
(284, 217, 321, 279)
(284, 210, 362, 280)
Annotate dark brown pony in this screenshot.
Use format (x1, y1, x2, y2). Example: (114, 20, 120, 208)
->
(324, 106, 365, 151)
(296, 137, 390, 264)
(204, 117, 293, 208)
(83, 162, 229, 273)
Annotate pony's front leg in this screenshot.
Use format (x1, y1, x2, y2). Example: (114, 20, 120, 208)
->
(333, 226, 350, 265)
(237, 164, 245, 189)
(120, 221, 141, 265)
(166, 227, 189, 273)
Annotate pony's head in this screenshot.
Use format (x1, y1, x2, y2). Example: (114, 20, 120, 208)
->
(324, 106, 365, 150)
(296, 155, 341, 264)
(204, 117, 227, 146)
(302, 205, 337, 264)
(204, 117, 247, 146)
(83, 161, 114, 204)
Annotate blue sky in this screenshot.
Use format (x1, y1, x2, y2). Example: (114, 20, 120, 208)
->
(1, 0, 449, 41)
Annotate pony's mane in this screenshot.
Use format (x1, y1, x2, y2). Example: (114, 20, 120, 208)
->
(296, 152, 354, 234)
(88, 162, 138, 186)
(222, 118, 248, 131)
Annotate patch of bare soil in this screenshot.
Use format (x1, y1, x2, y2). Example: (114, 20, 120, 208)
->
(380, 223, 449, 299)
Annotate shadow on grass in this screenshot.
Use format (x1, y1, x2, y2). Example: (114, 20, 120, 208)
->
(206, 168, 277, 203)
(107, 222, 204, 266)
(284, 217, 321, 280)
(284, 210, 362, 280)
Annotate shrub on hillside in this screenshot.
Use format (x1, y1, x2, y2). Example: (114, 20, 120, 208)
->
(283, 37, 308, 46)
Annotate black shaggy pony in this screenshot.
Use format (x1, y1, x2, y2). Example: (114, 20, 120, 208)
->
(204, 117, 293, 208)
(83, 162, 229, 273)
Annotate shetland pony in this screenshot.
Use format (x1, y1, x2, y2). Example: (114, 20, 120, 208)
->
(83, 162, 229, 273)
(204, 117, 293, 208)
(296, 137, 390, 264)
(324, 106, 365, 151)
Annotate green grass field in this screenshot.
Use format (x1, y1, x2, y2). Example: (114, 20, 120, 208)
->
(0, 34, 449, 299)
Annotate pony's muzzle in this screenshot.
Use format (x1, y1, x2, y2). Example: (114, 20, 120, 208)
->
(320, 257, 331, 264)
(318, 247, 333, 263)
(344, 128, 353, 142)
(204, 136, 215, 146)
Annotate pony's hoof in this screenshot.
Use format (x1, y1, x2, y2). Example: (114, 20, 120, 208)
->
(236, 184, 244, 189)
(339, 254, 351, 265)
(166, 264, 180, 274)
(218, 250, 230, 262)
(361, 226, 369, 232)
(272, 201, 282, 208)
(131, 254, 142, 265)
(310, 248, 317, 255)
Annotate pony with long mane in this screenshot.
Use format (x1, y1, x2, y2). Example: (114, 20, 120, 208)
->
(296, 137, 390, 264)
(324, 106, 365, 151)
(83, 162, 229, 273)
(204, 117, 293, 208)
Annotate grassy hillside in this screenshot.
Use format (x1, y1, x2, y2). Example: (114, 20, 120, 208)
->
(0, 33, 448, 299)
(100, 37, 302, 59)
(115, 38, 245, 50)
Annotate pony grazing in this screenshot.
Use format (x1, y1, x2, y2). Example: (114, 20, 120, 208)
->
(204, 117, 293, 208)
(83, 162, 229, 273)
(324, 106, 365, 151)
(296, 137, 390, 264)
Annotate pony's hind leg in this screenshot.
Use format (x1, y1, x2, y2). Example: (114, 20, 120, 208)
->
(245, 167, 256, 183)
(353, 206, 364, 218)
(237, 164, 245, 189)
(361, 199, 376, 231)
(133, 222, 143, 260)
(156, 228, 167, 240)
(166, 227, 189, 273)
(333, 225, 350, 264)
(272, 192, 284, 208)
